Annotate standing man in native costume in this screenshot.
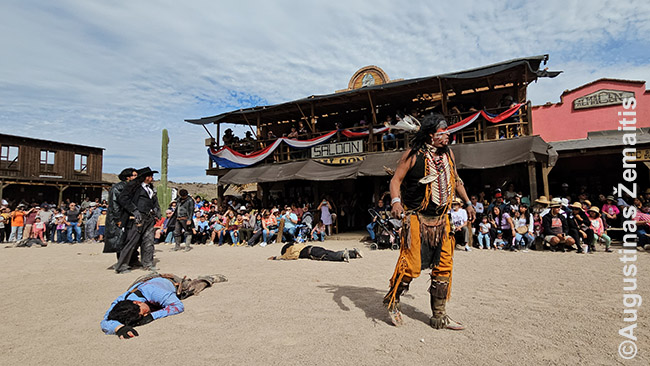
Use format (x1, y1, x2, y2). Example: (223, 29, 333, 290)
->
(384, 113, 475, 330)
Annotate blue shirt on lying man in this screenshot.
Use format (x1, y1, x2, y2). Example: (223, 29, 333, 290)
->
(101, 277, 184, 337)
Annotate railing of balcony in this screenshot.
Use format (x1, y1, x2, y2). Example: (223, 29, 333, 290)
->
(208, 103, 532, 169)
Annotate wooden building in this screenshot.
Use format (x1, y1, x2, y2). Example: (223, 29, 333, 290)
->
(0, 133, 110, 205)
(186, 55, 561, 230)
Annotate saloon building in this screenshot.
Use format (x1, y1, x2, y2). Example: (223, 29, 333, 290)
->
(187, 55, 561, 229)
(0, 133, 110, 205)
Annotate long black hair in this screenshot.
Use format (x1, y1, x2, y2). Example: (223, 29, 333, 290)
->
(107, 300, 141, 326)
(407, 113, 448, 158)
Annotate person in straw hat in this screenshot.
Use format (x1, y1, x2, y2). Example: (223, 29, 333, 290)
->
(568, 202, 594, 253)
(533, 196, 550, 216)
(542, 201, 575, 251)
(587, 206, 611, 252)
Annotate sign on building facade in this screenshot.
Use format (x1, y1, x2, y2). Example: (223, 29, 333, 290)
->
(311, 140, 363, 159)
(573, 89, 635, 110)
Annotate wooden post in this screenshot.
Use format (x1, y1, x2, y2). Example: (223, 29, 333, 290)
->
(367, 91, 378, 152)
(217, 184, 226, 206)
(541, 163, 553, 198)
(527, 162, 539, 202)
(242, 113, 258, 139)
(0, 179, 6, 202)
(438, 78, 448, 115)
(57, 185, 69, 206)
(216, 123, 221, 148)
(310, 102, 316, 133)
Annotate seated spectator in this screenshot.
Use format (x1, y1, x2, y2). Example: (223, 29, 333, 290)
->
(602, 195, 620, 227)
(54, 214, 67, 243)
(282, 206, 299, 242)
(261, 209, 279, 247)
(493, 230, 506, 250)
(194, 215, 210, 244)
(247, 212, 264, 246)
(238, 210, 254, 244)
(533, 196, 550, 216)
(477, 216, 491, 249)
(225, 211, 241, 246)
(366, 199, 389, 242)
(634, 201, 650, 250)
(209, 213, 227, 246)
(588, 207, 611, 253)
(568, 202, 594, 253)
(489, 206, 515, 250)
(542, 202, 576, 252)
(513, 205, 534, 251)
(451, 199, 470, 251)
(311, 221, 327, 242)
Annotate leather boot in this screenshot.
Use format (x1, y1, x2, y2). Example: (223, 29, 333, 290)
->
(429, 275, 464, 330)
(383, 278, 411, 326)
(184, 236, 192, 251)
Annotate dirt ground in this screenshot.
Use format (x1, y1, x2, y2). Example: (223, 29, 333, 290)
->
(1, 237, 649, 366)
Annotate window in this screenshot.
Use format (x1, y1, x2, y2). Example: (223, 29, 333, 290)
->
(74, 154, 88, 173)
(40, 150, 56, 172)
(0, 145, 19, 169)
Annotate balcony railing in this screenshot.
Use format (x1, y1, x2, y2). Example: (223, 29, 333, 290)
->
(209, 103, 532, 169)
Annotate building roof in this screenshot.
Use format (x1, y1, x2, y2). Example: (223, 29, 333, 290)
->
(0, 133, 104, 151)
(187, 55, 561, 126)
(550, 128, 650, 152)
(560, 78, 646, 98)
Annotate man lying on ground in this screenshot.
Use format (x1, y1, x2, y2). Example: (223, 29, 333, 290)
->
(268, 242, 362, 262)
(101, 273, 227, 339)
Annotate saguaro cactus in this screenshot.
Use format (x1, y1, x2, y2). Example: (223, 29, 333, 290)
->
(158, 129, 172, 210)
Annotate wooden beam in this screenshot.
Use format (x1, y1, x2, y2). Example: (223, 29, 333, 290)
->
(367, 91, 378, 152)
(202, 125, 214, 139)
(541, 163, 553, 198)
(527, 162, 539, 201)
(241, 113, 258, 139)
(438, 78, 448, 115)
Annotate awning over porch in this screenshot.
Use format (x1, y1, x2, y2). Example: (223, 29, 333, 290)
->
(218, 136, 557, 184)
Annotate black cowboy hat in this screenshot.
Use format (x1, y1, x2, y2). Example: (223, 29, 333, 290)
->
(137, 167, 158, 177)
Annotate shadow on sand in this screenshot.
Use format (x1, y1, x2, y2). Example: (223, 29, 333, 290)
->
(318, 284, 430, 326)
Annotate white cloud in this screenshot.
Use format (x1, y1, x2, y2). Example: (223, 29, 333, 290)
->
(1, 0, 649, 182)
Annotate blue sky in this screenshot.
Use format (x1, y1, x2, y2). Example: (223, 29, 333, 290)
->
(1, 0, 649, 182)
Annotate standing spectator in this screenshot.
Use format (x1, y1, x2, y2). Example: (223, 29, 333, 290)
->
(65, 203, 82, 243)
(0, 209, 5, 243)
(451, 199, 470, 251)
(282, 206, 299, 242)
(9, 204, 26, 242)
(32, 217, 46, 241)
(602, 195, 620, 228)
(80, 197, 91, 211)
(38, 204, 54, 242)
(318, 197, 334, 236)
(22, 204, 39, 240)
(504, 183, 517, 201)
(174, 189, 195, 252)
(54, 214, 67, 243)
(1, 207, 10, 242)
(85, 203, 101, 242)
(96, 209, 107, 242)
(470, 195, 484, 218)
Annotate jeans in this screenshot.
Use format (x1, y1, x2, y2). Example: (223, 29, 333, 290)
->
(477, 232, 490, 248)
(593, 234, 612, 248)
(283, 226, 297, 242)
(9, 226, 23, 242)
(515, 232, 535, 248)
(67, 222, 81, 243)
(312, 232, 325, 241)
(229, 230, 240, 244)
(366, 222, 376, 240)
(263, 229, 277, 243)
(57, 229, 67, 243)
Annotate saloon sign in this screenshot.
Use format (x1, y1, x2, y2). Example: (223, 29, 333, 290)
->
(311, 140, 363, 159)
(573, 89, 635, 110)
